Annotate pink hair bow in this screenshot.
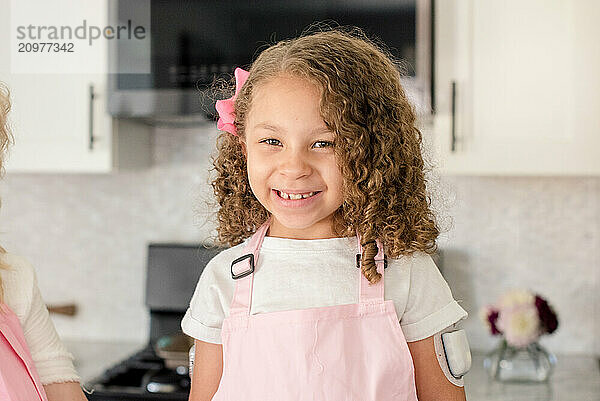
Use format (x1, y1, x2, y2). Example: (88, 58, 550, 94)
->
(215, 67, 250, 136)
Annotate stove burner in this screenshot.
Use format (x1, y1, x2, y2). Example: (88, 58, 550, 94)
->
(88, 345, 190, 401)
(145, 368, 191, 393)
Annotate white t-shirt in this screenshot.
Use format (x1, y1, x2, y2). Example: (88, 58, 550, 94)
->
(0, 252, 80, 385)
(182, 235, 468, 344)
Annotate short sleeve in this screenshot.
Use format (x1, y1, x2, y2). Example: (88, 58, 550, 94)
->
(400, 253, 468, 342)
(181, 253, 233, 344)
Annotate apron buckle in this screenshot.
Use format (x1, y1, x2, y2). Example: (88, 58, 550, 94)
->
(356, 254, 387, 269)
(231, 253, 255, 279)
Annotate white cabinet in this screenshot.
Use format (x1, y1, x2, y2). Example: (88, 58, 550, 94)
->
(2, 73, 116, 173)
(0, 0, 150, 173)
(433, 0, 600, 175)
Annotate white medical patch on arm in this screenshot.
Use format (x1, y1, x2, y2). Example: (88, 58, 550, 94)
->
(432, 325, 471, 387)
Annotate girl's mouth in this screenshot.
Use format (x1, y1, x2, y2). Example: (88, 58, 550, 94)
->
(275, 190, 320, 200)
(272, 189, 322, 208)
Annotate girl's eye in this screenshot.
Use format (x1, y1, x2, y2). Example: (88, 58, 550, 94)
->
(259, 139, 334, 148)
(313, 140, 334, 148)
(261, 138, 281, 146)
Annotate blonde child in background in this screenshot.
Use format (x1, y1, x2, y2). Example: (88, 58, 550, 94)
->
(0, 82, 88, 401)
(182, 27, 470, 401)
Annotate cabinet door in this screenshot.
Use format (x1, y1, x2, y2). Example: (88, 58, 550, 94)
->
(433, 0, 600, 175)
(2, 74, 113, 173)
(0, 0, 113, 173)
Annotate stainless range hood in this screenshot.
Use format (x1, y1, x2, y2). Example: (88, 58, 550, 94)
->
(107, 88, 218, 127)
(107, 0, 431, 126)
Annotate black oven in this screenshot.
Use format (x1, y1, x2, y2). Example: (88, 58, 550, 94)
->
(107, 0, 432, 125)
(87, 243, 224, 400)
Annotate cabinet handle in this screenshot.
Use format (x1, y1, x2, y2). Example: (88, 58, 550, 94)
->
(89, 84, 96, 151)
(451, 81, 456, 152)
(47, 303, 77, 316)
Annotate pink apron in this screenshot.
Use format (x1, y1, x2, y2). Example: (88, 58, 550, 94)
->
(0, 304, 49, 401)
(212, 218, 418, 400)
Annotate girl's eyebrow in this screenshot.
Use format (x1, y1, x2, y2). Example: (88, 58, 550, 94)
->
(253, 122, 282, 132)
(253, 122, 332, 135)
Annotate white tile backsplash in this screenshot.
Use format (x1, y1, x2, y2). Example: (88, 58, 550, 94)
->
(437, 176, 599, 356)
(0, 122, 597, 356)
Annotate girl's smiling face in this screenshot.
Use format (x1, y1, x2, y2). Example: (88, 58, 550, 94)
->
(240, 75, 344, 239)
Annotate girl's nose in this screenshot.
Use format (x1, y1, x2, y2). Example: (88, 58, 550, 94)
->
(278, 149, 312, 178)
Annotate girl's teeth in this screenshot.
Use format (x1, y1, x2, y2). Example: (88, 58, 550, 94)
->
(278, 191, 317, 200)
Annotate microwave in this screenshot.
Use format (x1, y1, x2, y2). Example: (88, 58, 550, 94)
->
(107, 0, 432, 126)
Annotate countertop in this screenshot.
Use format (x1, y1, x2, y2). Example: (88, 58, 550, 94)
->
(64, 341, 600, 400)
(465, 352, 600, 401)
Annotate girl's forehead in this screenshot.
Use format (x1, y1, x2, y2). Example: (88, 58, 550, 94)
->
(245, 81, 331, 138)
(248, 76, 321, 116)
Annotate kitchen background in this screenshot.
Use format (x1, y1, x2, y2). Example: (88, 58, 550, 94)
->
(0, 123, 597, 356)
(1, 0, 599, 397)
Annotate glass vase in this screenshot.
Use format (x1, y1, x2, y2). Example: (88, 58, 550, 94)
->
(483, 338, 557, 383)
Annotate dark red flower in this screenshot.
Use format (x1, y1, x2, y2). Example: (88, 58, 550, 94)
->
(535, 294, 558, 334)
(488, 309, 501, 335)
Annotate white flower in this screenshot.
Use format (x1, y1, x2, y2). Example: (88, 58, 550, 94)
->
(497, 303, 541, 348)
(498, 288, 534, 310)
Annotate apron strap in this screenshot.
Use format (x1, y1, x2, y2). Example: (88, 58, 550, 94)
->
(229, 216, 272, 317)
(356, 235, 386, 306)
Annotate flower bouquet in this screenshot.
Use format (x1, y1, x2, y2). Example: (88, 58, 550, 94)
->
(479, 289, 558, 382)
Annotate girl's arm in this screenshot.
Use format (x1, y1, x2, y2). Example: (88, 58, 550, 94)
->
(43, 382, 88, 401)
(189, 339, 224, 401)
(407, 334, 467, 401)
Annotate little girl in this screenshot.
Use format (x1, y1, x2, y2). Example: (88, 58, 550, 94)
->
(182, 28, 469, 401)
(0, 82, 88, 400)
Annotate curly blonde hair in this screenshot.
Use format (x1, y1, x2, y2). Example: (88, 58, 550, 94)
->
(0, 82, 12, 179)
(210, 26, 440, 284)
(0, 82, 14, 302)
